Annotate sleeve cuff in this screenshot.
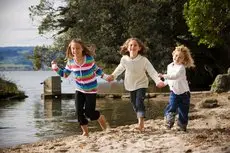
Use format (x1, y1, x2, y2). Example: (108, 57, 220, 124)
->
(163, 74, 168, 79)
(52, 64, 59, 71)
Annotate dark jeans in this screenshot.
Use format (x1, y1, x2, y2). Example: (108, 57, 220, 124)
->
(164, 91, 190, 126)
(75, 91, 100, 125)
(130, 88, 146, 118)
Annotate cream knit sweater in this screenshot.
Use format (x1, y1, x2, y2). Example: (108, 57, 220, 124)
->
(112, 55, 161, 91)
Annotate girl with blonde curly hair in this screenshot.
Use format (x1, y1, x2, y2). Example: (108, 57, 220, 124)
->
(159, 45, 195, 132)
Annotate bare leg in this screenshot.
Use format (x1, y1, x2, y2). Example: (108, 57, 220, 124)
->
(137, 117, 144, 131)
(81, 125, 89, 136)
(97, 115, 107, 130)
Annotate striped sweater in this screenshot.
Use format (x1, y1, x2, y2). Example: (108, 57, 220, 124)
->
(53, 55, 103, 93)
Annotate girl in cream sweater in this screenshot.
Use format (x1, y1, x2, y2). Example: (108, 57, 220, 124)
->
(107, 38, 164, 131)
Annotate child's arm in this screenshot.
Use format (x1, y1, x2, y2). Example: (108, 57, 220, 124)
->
(93, 63, 103, 76)
(109, 57, 126, 81)
(163, 66, 185, 80)
(92, 62, 111, 82)
(51, 60, 71, 78)
(111, 63, 125, 80)
(103, 64, 125, 82)
(145, 59, 164, 87)
(102, 57, 126, 82)
(91, 59, 111, 81)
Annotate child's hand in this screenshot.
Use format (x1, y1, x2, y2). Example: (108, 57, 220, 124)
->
(51, 60, 58, 70)
(51, 60, 57, 65)
(156, 81, 165, 88)
(158, 73, 164, 78)
(106, 75, 114, 82)
(101, 74, 109, 81)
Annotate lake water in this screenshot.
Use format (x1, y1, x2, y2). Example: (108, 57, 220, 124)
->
(0, 71, 166, 148)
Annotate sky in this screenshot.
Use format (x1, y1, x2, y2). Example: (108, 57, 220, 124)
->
(0, 0, 54, 47)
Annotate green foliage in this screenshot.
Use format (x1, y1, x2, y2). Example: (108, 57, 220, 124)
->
(27, 45, 65, 70)
(184, 0, 230, 47)
(0, 77, 26, 100)
(28, 0, 230, 91)
(0, 77, 18, 92)
(33, 46, 42, 70)
(30, 0, 191, 71)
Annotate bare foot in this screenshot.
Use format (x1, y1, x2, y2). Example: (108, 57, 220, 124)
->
(81, 125, 89, 136)
(98, 115, 107, 130)
(134, 126, 145, 132)
(137, 117, 144, 132)
(82, 132, 89, 136)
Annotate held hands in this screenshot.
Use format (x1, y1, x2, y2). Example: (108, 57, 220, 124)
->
(106, 75, 114, 82)
(157, 73, 166, 88)
(158, 73, 164, 78)
(100, 74, 114, 82)
(101, 74, 114, 82)
(158, 73, 166, 81)
(156, 81, 165, 88)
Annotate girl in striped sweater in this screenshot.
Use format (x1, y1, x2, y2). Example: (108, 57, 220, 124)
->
(51, 39, 108, 136)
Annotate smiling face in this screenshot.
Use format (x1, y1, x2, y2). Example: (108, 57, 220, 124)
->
(70, 42, 83, 58)
(173, 50, 184, 65)
(127, 40, 141, 59)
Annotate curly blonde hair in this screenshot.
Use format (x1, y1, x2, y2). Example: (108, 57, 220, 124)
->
(65, 38, 95, 60)
(173, 45, 195, 68)
(120, 38, 147, 56)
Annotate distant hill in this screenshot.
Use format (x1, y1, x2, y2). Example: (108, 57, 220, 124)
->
(0, 46, 34, 71)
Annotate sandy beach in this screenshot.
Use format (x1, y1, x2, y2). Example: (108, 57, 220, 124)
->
(0, 92, 230, 153)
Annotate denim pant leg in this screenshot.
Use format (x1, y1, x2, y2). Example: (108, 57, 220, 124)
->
(164, 91, 178, 116)
(130, 88, 146, 118)
(164, 92, 178, 125)
(177, 92, 190, 126)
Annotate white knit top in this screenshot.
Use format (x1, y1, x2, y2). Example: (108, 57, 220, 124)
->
(112, 55, 161, 91)
(163, 62, 190, 95)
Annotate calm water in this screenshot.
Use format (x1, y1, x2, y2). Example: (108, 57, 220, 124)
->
(0, 71, 166, 148)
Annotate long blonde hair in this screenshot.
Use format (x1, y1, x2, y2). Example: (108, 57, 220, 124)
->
(120, 38, 147, 56)
(173, 45, 195, 68)
(65, 39, 95, 60)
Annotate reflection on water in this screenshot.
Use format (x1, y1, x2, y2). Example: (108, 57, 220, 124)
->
(44, 98, 62, 118)
(36, 97, 166, 138)
(0, 71, 167, 148)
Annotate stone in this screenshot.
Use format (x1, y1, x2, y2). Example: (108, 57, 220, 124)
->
(200, 98, 218, 108)
(211, 71, 230, 93)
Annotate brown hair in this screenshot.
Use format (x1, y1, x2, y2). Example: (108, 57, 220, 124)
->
(173, 45, 195, 68)
(120, 38, 147, 56)
(65, 38, 95, 60)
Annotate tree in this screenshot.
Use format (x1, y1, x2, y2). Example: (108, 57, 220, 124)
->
(29, 0, 184, 69)
(28, 46, 65, 70)
(183, 0, 230, 84)
(29, 0, 229, 90)
(184, 0, 230, 48)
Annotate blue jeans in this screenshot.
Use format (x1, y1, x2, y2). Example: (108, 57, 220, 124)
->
(130, 88, 146, 118)
(164, 91, 190, 126)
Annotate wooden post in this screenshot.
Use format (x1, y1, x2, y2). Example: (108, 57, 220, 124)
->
(43, 76, 61, 99)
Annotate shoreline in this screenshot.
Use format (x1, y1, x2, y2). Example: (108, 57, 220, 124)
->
(41, 90, 214, 99)
(1, 92, 230, 153)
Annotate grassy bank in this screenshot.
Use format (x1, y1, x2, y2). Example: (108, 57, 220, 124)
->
(0, 77, 28, 100)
